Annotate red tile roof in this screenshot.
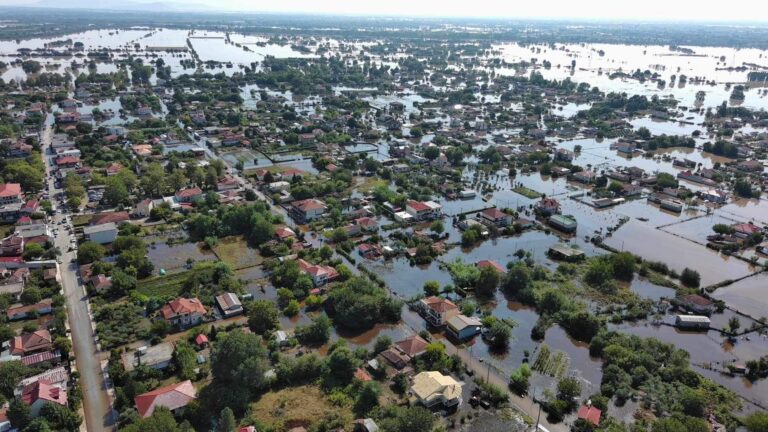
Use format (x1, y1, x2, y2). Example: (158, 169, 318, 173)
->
(21, 380, 67, 407)
(160, 297, 207, 321)
(679, 294, 713, 307)
(195, 334, 209, 346)
(293, 199, 326, 212)
(297, 258, 338, 280)
(732, 223, 762, 235)
(176, 187, 203, 199)
(476, 260, 506, 274)
(481, 208, 507, 220)
(406, 200, 430, 212)
(55, 155, 80, 166)
(422, 296, 458, 313)
(0, 183, 21, 198)
(395, 334, 429, 357)
(135, 380, 197, 418)
(577, 405, 601, 426)
(11, 330, 52, 355)
(275, 227, 296, 239)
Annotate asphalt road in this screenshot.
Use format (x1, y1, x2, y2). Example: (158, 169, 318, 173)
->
(43, 123, 116, 432)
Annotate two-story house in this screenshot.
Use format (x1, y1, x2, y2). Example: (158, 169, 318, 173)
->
(160, 298, 207, 328)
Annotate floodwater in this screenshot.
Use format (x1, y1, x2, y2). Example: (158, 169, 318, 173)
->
(5, 26, 768, 408)
(712, 272, 768, 320)
(146, 241, 217, 273)
(605, 219, 758, 287)
(618, 322, 768, 410)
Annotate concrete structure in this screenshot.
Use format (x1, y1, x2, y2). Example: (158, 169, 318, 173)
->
(535, 198, 561, 216)
(548, 244, 586, 261)
(411, 371, 462, 408)
(215, 292, 243, 318)
(160, 297, 207, 328)
(479, 207, 512, 227)
(675, 294, 715, 316)
(297, 258, 339, 287)
(83, 222, 118, 244)
(548, 214, 577, 233)
(291, 199, 327, 222)
(675, 315, 711, 330)
(446, 314, 483, 340)
(419, 296, 459, 327)
(123, 342, 174, 372)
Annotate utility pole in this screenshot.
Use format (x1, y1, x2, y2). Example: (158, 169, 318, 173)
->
(534, 388, 543, 432)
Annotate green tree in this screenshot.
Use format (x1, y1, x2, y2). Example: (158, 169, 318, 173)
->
(584, 258, 613, 287)
(430, 219, 445, 235)
(217, 407, 236, 432)
(0, 361, 29, 399)
(355, 381, 381, 415)
(210, 330, 269, 413)
(680, 268, 701, 288)
(283, 299, 300, 316)
(40, 403, 82, 431)
(611, 252, 636, 281)
(104, 176, 129, 206)
(557, 376, 581, 407)
(172, 341, 197, 381)
(712, 224, 735, 235)
(651, 418, 687, 432)
(656, 172, 678, 189)
(424, 146, 440, 160)
(728, 316, 741, 334)
(324, 344, 360, 388)
(23, 418, 53, 432)
(475, 265, 500, 297)
(484, 319, 511, 349)
(295, 314, 331, 346)
(374, 335, 392, 354)
(744, 412, 768, 432)
(503, 262, 531, 294)
(109, 269, 137, 298)
(77, 241, 105, 264)
(423, 280, 441, 296)
(122, 407, 181, 432)
(22, 243, 44, 260)
(8, 397, 31, 430)
(378, 406, 435, 432)
(509, 363, 532, 395)
(246, 300, 279, 336)
(140, 163, 168, 197)
(679, 388, 705, 417)
(327, 277, 402, 329)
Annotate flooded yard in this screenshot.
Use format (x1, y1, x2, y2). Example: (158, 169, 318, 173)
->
(147, 241, 217, 273)
(617, 322, 768, 409)
(711, 272, 768, 320)
(605, 219, 757, 287)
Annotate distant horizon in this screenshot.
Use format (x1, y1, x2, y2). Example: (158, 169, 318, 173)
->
(2, 0, 768, 24)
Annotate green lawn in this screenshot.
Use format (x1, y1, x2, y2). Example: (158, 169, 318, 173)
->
(136, 271, 192, 299)
(512, 186, 542, 199)
(212, 236, 262, 270)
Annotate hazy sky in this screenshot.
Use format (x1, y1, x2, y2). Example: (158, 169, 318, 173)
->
(2, 0, 767, 22)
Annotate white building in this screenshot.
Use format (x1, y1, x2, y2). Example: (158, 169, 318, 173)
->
(83, 222, 118, 244)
